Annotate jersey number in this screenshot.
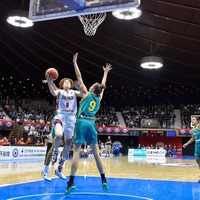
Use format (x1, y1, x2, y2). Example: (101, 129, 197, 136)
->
(66, 102, 69, 108)
(89, 101, 96, 112)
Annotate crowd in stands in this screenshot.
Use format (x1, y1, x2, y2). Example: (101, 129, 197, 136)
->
(3, 104, 53, 125)
(0, 99, 54, 146)
(0, 107, 7, 119)
(3, 102, 199, 130)
(2, 100, 200, 148)
(180, 104, 200, 128)
(96, 106, 120, 127)
(121, 104, 176, 129)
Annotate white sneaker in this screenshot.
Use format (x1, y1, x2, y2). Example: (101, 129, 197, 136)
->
(54, 169, 66, 180)
(41, 170, 51, 181)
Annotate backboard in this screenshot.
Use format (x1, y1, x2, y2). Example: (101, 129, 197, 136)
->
(29, 0, 141, 22)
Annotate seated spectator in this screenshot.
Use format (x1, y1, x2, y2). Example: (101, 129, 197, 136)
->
(35, 140, 41, 146)
(18, 138, 25, 145)
(150, 144, 154, 149)
(0, 137, 9, 146)
(25, 138, 31, 145)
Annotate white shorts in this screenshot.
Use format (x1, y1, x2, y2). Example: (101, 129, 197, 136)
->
(54, 113, 76, 141)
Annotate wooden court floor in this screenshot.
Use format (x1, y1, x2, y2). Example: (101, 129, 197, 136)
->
(0, 156, 199, 186)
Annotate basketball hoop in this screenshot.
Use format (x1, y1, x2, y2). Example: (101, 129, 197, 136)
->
(78, 13, 106, 36)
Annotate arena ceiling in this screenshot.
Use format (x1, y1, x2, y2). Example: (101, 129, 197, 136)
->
(0, 0, 200, 107)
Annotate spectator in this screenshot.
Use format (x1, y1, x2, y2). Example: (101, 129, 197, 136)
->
(168, 144, 173, 157)
(23, 124, 29, 142)
(0, 137, 9, 146)
(18, 138, 25, 145)
(35, 140, 41, 146)
(25, 138, 31, 145)
(173, 146, 177, 157)
(106, 136, 112, 157)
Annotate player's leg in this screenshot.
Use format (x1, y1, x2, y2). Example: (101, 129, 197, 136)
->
(91, 143, 109, 192)
(89, 121, 109, 192)
(195, 157, 200, 183)
(41, 142, 54, 181)
(44, 142, 52, 164)
(52, 119, 63, 164)
(196, 157, 200, 169)
(64, 143, 82, 195)
(65, 118, 84, 195)
(56, 116, 75, 180)
(195, 142, 200, 182)
(55, 138, 72, 180)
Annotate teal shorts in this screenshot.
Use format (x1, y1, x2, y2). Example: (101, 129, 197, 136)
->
(73, 118, 98, 144)
(195, 142, 200, 157)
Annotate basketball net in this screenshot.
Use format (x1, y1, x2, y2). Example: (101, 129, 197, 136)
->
(78, 13, 106, 36)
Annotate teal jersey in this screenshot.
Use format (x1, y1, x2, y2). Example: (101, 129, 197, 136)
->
(77, 92, 100, 119)
(193, 125, 200, 143)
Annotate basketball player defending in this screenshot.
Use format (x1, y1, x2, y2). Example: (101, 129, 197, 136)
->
(65, 53, 112, 195)
(183, 116, 200, 182)
(41, 77, 82, 181)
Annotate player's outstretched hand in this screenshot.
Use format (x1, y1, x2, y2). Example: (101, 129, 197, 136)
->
(74, 80, 81, 90)
(103, 63, 112, 73)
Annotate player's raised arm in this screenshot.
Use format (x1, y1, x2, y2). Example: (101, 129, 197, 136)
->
(46, 76, 60, 97)
(73, 53, 87, 95)
(100, 63, 112, 101)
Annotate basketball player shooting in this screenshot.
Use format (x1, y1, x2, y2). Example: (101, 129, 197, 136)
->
(41, 69, 82, 181)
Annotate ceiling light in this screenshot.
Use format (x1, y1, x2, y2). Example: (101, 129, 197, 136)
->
(7, 10, 34, 28)
(140, 56, 163, 69)
(112, 8, 142, 20)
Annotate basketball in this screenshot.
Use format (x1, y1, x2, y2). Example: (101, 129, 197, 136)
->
(45, 68, 59, 80)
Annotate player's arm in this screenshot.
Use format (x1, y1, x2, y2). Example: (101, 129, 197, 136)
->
(183, 134, 195, 148)
(46, 76, 60, 97)
(100, 63, 112, 101)
(73, 53, 88, 95)
(74, 90, 83, 97)
(42, 79, 58, 90)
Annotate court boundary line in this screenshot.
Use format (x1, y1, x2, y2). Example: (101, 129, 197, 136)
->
(7, 192, 153, 200)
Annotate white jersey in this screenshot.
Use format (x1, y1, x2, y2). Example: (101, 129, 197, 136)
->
(56, 89, 77, 115)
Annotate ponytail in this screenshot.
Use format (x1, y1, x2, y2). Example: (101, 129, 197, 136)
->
(92, 83, 106, 96)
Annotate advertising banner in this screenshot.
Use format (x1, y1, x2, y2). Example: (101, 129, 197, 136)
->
(0, 146, 63, 160)
(97, 126, 129, 135)
(146, 149, 166, 157)
(0, 119, 13, 130)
